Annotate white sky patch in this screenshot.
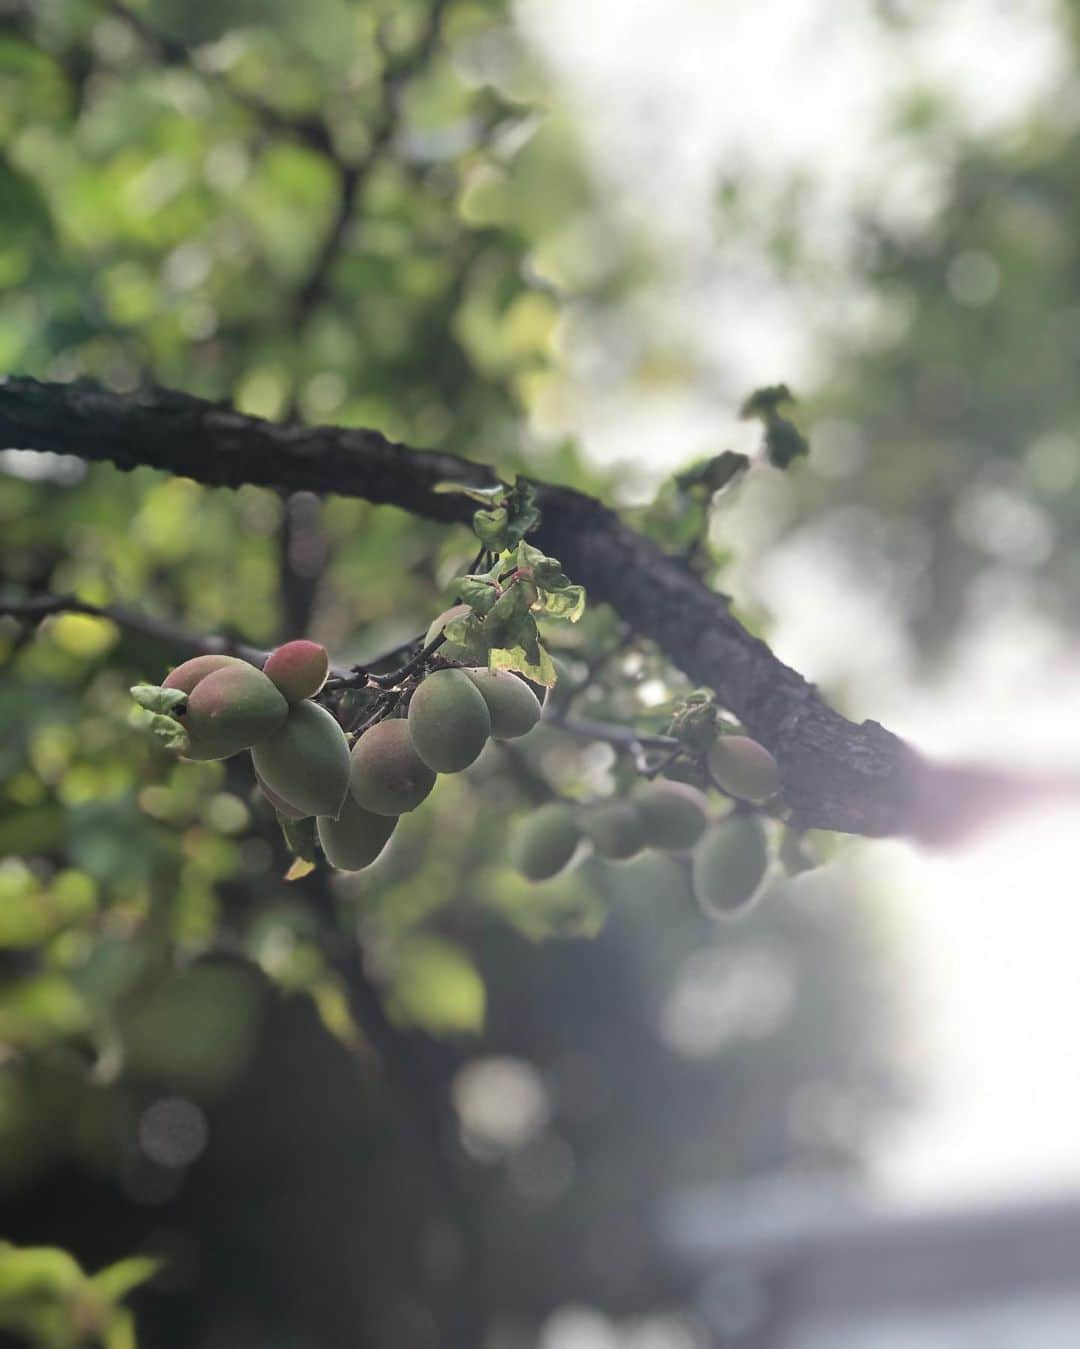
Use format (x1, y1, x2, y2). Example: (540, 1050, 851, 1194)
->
(519, 0, 1080, 1206)
(518, 0, 1066, 476)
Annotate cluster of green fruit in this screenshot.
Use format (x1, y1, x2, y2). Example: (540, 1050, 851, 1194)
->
(147, 640, 543, 873)
(511, 733, 782, 919)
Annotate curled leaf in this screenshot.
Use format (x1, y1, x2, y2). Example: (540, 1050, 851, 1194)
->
(130, 684, 187, 715)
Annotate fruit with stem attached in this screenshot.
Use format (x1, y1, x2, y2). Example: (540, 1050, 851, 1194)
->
(263, 640, 330, 702)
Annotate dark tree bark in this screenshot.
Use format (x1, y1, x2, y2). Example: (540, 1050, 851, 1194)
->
(0, 373, 953, 839)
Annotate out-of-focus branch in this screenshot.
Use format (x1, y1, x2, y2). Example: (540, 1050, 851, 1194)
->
(0, 592, 269, 666)
(109, 3, 335, 155)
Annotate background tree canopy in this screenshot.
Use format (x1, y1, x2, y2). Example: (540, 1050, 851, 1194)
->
(4, 0, 1078, 1346)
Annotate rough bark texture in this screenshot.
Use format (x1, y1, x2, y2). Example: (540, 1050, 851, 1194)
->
(0, 375, 922, 835)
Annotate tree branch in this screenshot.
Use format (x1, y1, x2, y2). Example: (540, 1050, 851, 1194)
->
(0, 375, 927, 837)
(0, 592, 269, 666)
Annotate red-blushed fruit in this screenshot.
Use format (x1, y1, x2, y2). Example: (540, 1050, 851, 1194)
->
(583, 801, 643, 860)
(462, 668, 542, 739)
(263, 640, 330, 702)
(317, 795, 397, 870)
(510, 803, 583, 880)
(407, 668, 491, 773)
(692, 814, 769, 918)
(634, 780, 709, 851)
(706, 736, 780, 802)
(350, 719, 436, 816)
(162, 653, 247, 694)
(182, 663, 288, 761)
(251, 700, 351, 819)
(425, 604, 473, 663)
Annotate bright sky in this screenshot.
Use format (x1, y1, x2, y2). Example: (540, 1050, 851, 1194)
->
(524, 0, 1080, 1215)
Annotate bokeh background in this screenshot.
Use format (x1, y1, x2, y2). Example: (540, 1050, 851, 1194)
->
(4, 0, 1080, 1345)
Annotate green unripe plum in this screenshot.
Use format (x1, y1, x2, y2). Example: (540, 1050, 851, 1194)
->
(634, 780, 709, 851)
(263, 640, 330, 702)
(350, 719, 436, 816)
(584, 801, 643, 860)
(425, 604, 473, 663)
(692, 814, 769, 918)
(317, 794, 397, 870)
(707, 735, 780, 802)
(182, 663, 288, 761)
(407, 668, 491, 773)
(251, 700, 351, 819)
(254, 770, 306, 821)
(163, 653, 247, 694)
(510, 803, 582, 880)
(463, 668, 542, 739)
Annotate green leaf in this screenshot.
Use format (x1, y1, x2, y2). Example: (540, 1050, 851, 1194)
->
(472, 506, 508, 550)
(738, 385, 808, 468)
(103, 1308, 137, 1349)
(90, 1255, 161, 1304)
(504, 478, 541, 547)
(490, 639, 557, 687)
(483, 585, 535, 648)
(130, 708, 190, 753)
(739, 383, 795, 418)
(0, 1244, 84, 1299)
(536, 583, 585, 622)
(763, 414, 809, 469)
(441, 611, 490, 662)
(457, 575, 500, 615)
(130, 684, 187, 715)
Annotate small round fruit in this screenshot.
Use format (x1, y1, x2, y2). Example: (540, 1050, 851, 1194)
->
(584, 801, 643, 861)
(634, 780, 709, 851)
(350, 719, 437, 816)
(407, 668, 491, 773)
(182, 663, 288, 761)
(425, 604, 473, 663)
(163, 653, 247, 694)
(463, 668, 542, 740)
(317, 795, 397, 871)
(707, 736, 779, 802)
(251, 700, 351, 819)
(692, 814, 769, 918)
(263, 640, 330, 702)
(510, 803, 582, 880)
(254, 769, 306, 821)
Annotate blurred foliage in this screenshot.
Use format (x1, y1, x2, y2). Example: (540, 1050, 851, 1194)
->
(0, 1, 908, 1344)
(779, 34, 1080, 659)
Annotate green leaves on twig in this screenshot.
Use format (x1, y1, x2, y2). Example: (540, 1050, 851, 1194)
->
(442, 539, 585, 686)
(739, 383, 809, 469)
(435, 476, 541, 552)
